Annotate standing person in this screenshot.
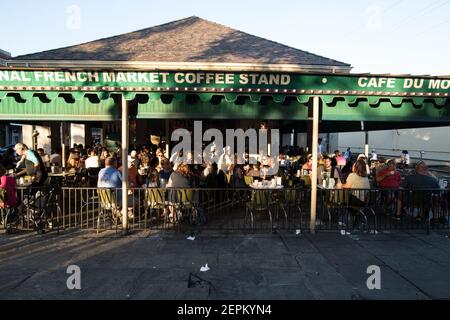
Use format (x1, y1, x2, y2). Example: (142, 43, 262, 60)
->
(318, 138, 324, 156)
(37, 148, 50, 169)
(334, 150, 347, 169)
(14, 143, 48, 186)
(370, 149, 378, 162)
(344, 148, 352, 161)
(50, 147, 62, 167)
(401, 150, 411, 167)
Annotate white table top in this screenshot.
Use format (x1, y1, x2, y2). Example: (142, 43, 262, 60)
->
(48, 171, 70, 177)
(250, 184, 284, 190)
(16, 182, 33, 188)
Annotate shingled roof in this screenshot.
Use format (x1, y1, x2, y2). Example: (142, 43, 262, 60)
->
(15, 16, 350, 68)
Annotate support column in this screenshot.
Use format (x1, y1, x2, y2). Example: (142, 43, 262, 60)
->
(121, 95, 129, 235)
(306, 108, 313, 154)
(60, 122, 66, 169)
(364, 131, 369, 158)
(310, 96, 321, 234)
(165, 119, 170, 158)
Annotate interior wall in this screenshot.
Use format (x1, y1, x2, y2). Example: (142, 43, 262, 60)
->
(337, 126, 450, 163)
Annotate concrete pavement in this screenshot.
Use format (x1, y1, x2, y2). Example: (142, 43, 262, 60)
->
(1, 228, 450, 300)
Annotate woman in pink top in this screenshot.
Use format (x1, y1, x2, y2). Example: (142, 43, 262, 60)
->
(0, 165, 17, 208)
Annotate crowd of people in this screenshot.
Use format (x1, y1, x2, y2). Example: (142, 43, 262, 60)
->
(0, 141, 443, 192)
(1, 139, 448, 227)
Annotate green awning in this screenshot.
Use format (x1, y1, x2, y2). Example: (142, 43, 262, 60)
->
(136, 94, 308, 120)
(1, 70, 449, 122)
(322, 97, 450, 122)
(0, 95, 118, 121)
(0, 91, 448, 121)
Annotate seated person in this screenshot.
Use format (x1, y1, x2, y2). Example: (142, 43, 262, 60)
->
(85, 149, 100, 169)
(301, 155, 313, 175)
(403, 161, 440, 223)
(318, 155, 343, 188)
(0, 165, 17, 209)
(376, 159, 403, 219)
(231, 165, 246, 188)
(158, 159, 173, 187)
(97, 157, 122, 203)
(344, 159, 370, 224)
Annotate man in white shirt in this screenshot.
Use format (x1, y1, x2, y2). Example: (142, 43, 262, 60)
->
(401, 150, 410, 166)
(370, 149, 378, 161)
(85, 150, 100, 169)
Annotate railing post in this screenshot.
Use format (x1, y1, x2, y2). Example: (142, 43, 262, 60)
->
(310, 96, 321, 234)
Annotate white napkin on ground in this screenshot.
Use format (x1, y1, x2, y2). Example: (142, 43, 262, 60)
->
(200, 264, 210, 272)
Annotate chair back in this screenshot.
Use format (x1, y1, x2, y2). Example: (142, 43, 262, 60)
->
(180, 189, 196, 206)
(285, 188, 297, 204)
(252, 190, 270, 209)
(97, 188, 118, 210)
(244, 176, 254, 186)
(146, 188, 165, 207)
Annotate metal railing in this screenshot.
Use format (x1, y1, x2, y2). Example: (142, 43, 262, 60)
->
(317, 188, 450, 233)
(1, 186, 449, 234)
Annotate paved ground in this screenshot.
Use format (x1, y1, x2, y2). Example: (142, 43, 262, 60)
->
(1, 228, 450, 300)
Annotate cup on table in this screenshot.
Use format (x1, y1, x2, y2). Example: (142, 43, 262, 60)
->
(19, 177, 24, 185)
(276, 177, 282, 186)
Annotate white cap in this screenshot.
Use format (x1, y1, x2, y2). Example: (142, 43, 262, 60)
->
(357, 154, 366, 159)
(130, 150, 137, 158)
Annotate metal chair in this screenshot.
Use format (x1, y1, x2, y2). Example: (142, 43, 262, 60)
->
(144, 188, 167, 226)
(347, 189, 377, 232)
(97, 188, 120, 233)
(0, 188, 18, 233)
(245, 189, 273, 231)
(280, 187, 305, 229)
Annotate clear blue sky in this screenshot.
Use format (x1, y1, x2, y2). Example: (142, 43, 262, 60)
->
(1, 0, 449, 75)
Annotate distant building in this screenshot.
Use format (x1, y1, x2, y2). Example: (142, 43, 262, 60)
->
(0, 48, 11, 61)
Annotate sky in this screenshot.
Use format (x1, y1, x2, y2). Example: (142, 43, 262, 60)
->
(1, 0, 449, 75)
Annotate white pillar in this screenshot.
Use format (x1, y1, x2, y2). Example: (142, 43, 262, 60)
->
(310, 96, 320, 234)
(364, 131, 369, 158)
(165, 119, 170, 158)
(60, 123, 66, 169)
(121, 95, 129, 234)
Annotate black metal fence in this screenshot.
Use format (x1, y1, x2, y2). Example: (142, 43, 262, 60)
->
(1, 186, 449, 234)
